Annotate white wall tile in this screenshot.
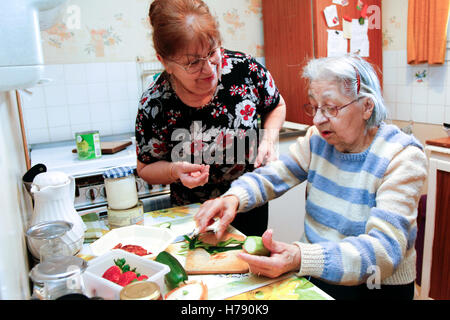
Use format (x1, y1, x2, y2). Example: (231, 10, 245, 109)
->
(445, 86, 450, 106)
(411, 85, 428, 105)
(396, 67, 409, 86)
(91, 121, 112, 136)
(86, 63, 107, 84)
(69, 104, 91, 125)
(64, 64, 87, 85)
(27, 128, 50, 144)
(383, 51, 397, 68)
(427, 105, 445, 125)
(383, 67, 397, 85)
(24, 61, 144, 143)
(89, 102, 111, 121)
(87, 83, 109, 103)
(44, 85, 67, 106)
(124, 62, 138, 81)
(428, 86, 446, 105)
(411, 104, 428, 123)
(396, 85, 412, 104)
(396, 103, 412, 121)
(128, 100, 139, 122)
(428, 65, 448, 87)
(127, 81, 140, 101)
(445, 106, 450, 123)
(108, 82, 129, 101)
(66, 84, 89, 105)
(106, 62, 126, 82)
(111, 120, 132, 134)
(21, 87, 45, 109)
(396, 50, 408, 66)
(24, 108, 48, 129)
(46, 106, 70, 127)
(110, 101, 130, 121)
(385, 102, 397, 120)
(49, 126, 72, 142)
(383, 85, 397, 103)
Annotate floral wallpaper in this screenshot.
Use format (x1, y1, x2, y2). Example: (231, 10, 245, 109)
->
(41, 0, 264, 64)
(381, 0, 408, 51)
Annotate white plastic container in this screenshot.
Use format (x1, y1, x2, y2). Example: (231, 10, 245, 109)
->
(83, 250, 170, 300)
(103, 166, 138, 210)
(89, 225, 176, 259)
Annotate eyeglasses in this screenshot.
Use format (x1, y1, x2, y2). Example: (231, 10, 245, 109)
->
(303, 97, 362, 118)
(169, 47, 222, 74)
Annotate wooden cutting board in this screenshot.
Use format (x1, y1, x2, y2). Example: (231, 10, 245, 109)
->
(426, 137, 450, 148)
(184, 232, 249, 275)
(72, 140, 132, 154)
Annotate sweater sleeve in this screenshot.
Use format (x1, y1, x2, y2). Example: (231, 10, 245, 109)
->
(294, 145, 428, 285)
(221, 127, 314, 212)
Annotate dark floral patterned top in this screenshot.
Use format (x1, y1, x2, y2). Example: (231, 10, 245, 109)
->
(135, 48, 281, 205)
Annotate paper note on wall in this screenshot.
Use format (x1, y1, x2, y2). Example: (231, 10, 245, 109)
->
(323, 5, 339, 28)
(350, 19, 369, 57)
(327, 30, 348, 57)
(343, 16, 352, 39)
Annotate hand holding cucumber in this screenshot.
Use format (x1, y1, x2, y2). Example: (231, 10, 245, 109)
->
(194, 195, 239, 239)
(237, 229, 302, 278)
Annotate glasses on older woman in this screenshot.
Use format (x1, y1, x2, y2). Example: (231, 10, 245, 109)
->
(170, 47, 222, 74)
(303, 97, 362, 118)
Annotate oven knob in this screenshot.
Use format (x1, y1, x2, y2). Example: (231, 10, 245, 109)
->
(100, 186, 107, 198)
(88, 188, 97, 201)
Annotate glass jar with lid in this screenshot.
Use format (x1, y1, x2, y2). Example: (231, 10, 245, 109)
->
(103, 166, 138, 210)
(29, 255, 87, 300)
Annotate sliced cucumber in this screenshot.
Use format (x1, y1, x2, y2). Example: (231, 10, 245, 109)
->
(243, 236, 270, 256)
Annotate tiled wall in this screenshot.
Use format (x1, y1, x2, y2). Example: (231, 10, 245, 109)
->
(22, 61, 143, 144)
(382, 51, 450, 125)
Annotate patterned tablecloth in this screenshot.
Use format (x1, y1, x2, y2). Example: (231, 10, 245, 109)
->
(78, 203, 333, 300)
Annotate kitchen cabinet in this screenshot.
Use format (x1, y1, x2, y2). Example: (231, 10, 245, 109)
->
(262, 0, 383, 124)
(420, 144, 450, 300)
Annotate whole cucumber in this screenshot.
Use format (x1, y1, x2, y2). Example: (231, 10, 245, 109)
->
(155, 251, 188, 290)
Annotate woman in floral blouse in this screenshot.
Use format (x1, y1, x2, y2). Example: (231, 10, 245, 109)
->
(135, 0, 286, 236)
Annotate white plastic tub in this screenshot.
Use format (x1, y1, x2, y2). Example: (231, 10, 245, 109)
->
(89, 225, 176, 259)
(83, 250, 170, 300)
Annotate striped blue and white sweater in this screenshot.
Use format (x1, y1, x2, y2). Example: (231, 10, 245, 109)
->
(223, 123, 428, 285)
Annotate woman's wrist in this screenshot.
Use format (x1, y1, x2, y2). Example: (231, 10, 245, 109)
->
(222, 195, 240, 212)
(169, 162, 179, 181)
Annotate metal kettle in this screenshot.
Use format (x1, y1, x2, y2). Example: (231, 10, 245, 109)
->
(27, 171, 86, 259)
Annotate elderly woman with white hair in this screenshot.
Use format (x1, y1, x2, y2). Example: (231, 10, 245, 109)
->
(194, 54, 428, 300)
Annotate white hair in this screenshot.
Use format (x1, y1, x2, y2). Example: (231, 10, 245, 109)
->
(302, 54, 387, 128)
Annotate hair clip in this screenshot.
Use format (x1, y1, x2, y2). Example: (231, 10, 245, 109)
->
(353, 66, 361, 94)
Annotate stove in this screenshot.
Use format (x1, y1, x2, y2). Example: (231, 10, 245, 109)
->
(29, 134, 171, 215)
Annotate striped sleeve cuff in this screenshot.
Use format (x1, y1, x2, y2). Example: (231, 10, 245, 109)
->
(293, 242, 325, 278)
(221, 187, 250, 213)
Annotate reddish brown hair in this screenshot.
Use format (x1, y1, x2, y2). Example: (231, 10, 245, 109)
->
(149, 0, 222, 59)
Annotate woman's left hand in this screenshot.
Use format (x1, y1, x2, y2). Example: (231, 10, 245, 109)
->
(237, 229, 301, 278)
(254, 137, 278, 168)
